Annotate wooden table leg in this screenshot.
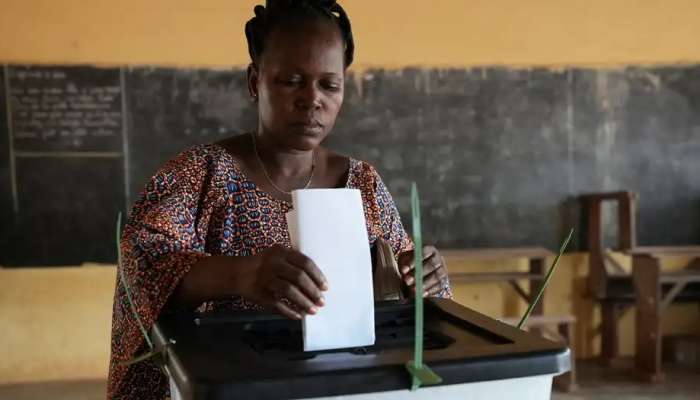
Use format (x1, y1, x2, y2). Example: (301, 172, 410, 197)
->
(633, 255, 665, 383)
(600, 301, 620, 366)
(529, 257, 545, 336)
(553, 321, 578, 392)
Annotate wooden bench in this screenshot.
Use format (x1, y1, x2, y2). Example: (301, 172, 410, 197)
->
(444, 247, 554, 318)
(444, 247, 578, 392)
(501, 315, 578, 392)
(581, 191, 700, 382)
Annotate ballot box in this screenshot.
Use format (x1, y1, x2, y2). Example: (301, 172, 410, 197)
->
(152, 298, 570, 400)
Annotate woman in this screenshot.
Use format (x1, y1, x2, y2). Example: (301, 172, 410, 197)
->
(108, 1, 452, 398)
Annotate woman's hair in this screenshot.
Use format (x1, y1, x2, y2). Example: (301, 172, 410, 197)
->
(245, 0, 354, 68)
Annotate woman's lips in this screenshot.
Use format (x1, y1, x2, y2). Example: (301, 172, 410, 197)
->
(291, 120, 323, 134)
(293, 119, 322, 127)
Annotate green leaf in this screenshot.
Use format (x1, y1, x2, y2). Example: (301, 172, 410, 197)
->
(517, 227, 575, 329)
(406, 183, 442, 391)
(116, 212, 156, 361)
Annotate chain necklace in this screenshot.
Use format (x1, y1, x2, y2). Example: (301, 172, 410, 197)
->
(251, 133, 316, 195)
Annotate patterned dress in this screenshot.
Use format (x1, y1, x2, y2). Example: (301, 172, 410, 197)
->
(107, 143, 452, 400)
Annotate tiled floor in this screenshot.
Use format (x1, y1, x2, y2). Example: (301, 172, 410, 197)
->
(1, 361, 698, 399)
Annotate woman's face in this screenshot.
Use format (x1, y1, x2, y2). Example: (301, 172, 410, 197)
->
(249, 19, 346, 151)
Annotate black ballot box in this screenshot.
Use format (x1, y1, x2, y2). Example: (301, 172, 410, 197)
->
(152, 299, 570, 400)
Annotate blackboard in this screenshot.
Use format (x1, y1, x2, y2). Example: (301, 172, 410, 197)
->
(8, 66, 123, 153)
(10, 156, 125, 263)
(124, 67, 256, 203)
(1, 64, 700, 266)
(1, 65, 125, 265)
(331, 68, 575, 248)
(0, 67, 12, 255)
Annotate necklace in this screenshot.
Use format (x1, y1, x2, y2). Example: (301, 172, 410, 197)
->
(251, 133, 315, 195)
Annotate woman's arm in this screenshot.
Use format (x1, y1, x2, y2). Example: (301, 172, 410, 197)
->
(172, 246, 328, 319)
(171, 254, 255, 308)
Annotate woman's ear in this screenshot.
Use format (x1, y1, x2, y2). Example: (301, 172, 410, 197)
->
(247, 63, 259, 102)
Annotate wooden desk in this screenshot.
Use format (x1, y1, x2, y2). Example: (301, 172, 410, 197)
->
(628, 246, 700, 382)
(444, 247, 554, 316)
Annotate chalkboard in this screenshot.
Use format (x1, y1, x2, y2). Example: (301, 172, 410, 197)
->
(1, 65, 125, 265)
(0, 67, 12, 256)
(124, 67, 255, 204)
(8, 66, 123, 153)
(8, 156, 125, 264)
(570, 68, 700, 247)
(330, 68, 575, 248)
(2, 63, 700, 266)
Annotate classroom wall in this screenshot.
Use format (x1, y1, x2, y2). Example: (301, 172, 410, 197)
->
(0, 266, 115, 384)
(1, 0, 700, 68)
(1, 0, 700, 384)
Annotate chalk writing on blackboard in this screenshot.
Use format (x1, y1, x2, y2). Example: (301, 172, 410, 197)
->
(8, 66, 123, 153)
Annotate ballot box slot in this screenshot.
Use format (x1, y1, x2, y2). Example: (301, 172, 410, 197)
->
(238, 313, 455, 360)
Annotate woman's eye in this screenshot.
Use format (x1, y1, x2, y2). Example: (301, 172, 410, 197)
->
(323, 82, 342, 92)
(278, 78, 302, 87)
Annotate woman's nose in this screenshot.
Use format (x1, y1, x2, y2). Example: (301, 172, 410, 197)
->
(296, 83, 322, 110)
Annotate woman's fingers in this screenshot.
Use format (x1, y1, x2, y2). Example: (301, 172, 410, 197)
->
(422, 268, 445, 296)
(407, 267, 447, 297)
(399, 245, 449, 297)
(258, 287, 302, 320)
(276, 262, 325, 307)
(399, 245, 438, 274)
(425, 256, 449, 297)
(422, 245, 438, 261)
(403, 250, 442, 286)
(255, 247, 328, 320)
(425, 282, 444, 297)
(273, 299, 303, 320)
(269, 278, 319, 316)
(397, 250, 414, 272)
(285, 249, 329, 291)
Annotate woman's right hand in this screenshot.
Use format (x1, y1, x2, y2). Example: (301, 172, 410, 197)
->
(242, 245, 328, 320)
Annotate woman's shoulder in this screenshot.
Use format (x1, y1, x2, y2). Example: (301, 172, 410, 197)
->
(318, 148, 373, 186)
(167, 142, 228, 166)
(144, 143, 242, 197)
(349, 158, 378, 175)
(338, 153, 385, 190)
(158, 140, 240, 177)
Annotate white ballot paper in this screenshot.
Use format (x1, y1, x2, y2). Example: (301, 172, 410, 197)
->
(286, 189, 376, 352)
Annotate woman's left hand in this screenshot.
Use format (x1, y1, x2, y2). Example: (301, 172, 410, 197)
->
(397, 245, 449, 297)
